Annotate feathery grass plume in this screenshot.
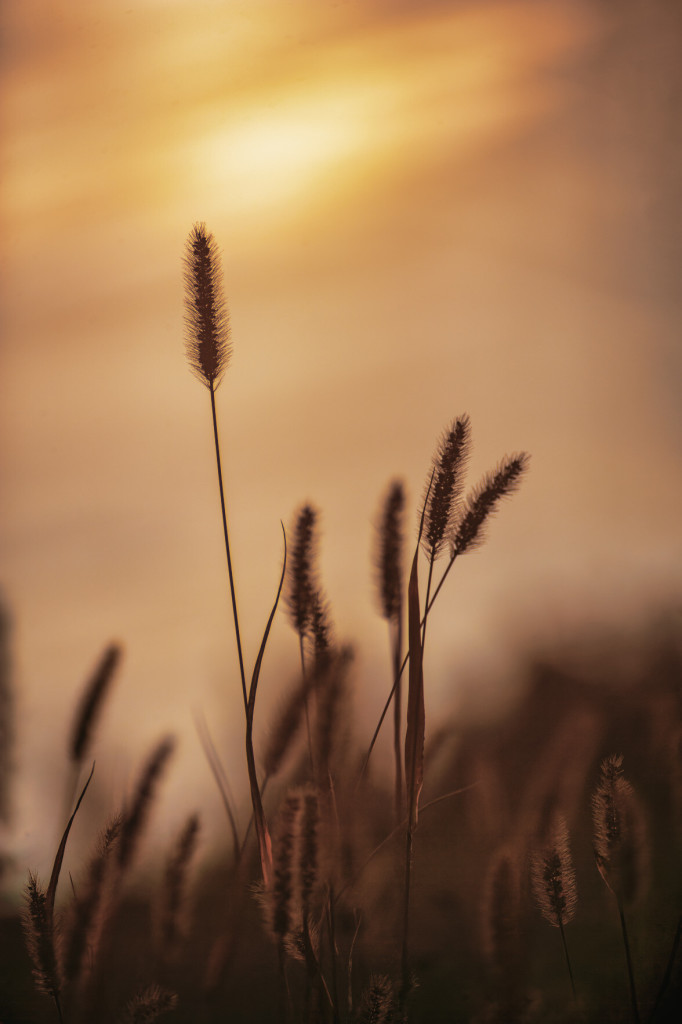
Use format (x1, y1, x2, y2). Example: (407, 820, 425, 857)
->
(60, 814, 122, 986)
(285, 504, 319, 641)
(531, 814, 577, 928)
(374, 480, 405, 624)
(531, 813, 579, 1008)
(592, 755, 648, 1024)
(23, 873, 62, 1004)
(420, 415, 471, 561)
(121, 984, 178, 1023)
(0, 596, 13, 824)
(158, 813, 201, 958)
(355, 974, 397, 1023)
(299, 788, 320, 921)
(183, 222, 231, 389)
(308, 588, 334, 666)
(374, 481, 406, 822)
(591, 754, 649, 905)
(69, 643, 121, 764)
(118, 736, 176, 871)
(270, 790, 303, 941)
(450, 452, 529, 556)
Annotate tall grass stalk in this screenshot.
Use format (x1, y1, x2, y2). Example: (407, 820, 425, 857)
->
(592, 755, 648, 1024)
(184, 222, 283, 888)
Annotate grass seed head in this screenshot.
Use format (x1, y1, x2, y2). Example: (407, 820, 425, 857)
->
(374, 479, 405, 624)
(592, 754, 649, 904)
(421, 415, 471, 560)
(70, 643, 121, 764)
(285, 504, 320, 638)
(531, 814, 577, 928)
(23, 872, 61, 999)
(123, 984, 178, 1023)
(183, 222, 231, 389)
(451, 452, 530, 556)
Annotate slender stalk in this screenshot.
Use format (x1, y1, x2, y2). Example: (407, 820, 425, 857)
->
(558, 917, 579, 1009)
(390, 619, 403, 823)
(358, 550, 451, 786)
(209, 383, 247, 714)
(618, 901, 640, 1024)
(400, 826, 414, 1008)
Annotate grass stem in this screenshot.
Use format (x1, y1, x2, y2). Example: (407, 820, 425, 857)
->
(618, 900, 640, 1024)
(209, 383, 248, 714)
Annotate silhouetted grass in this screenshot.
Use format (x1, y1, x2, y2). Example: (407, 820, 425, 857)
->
(3, 224, 682, 1024)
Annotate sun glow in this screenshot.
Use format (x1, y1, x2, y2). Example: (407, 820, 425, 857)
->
(197, 87, 375, 217)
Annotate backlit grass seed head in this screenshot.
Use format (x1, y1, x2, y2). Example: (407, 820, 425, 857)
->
(70, 643, 121, 764)
(23, 873, 61, 998)
(60, 814, 122, 985)
(299, 789, 319, 918)
(183, 222, 231, 389)
(592, 754, 649, 904)
(451, 452, 530, 556)
(123, 984, 178, 1023)
(356, 974, 397, 1023)
(421, 415, 471, 559)
(531, 814, 577, 928)
(285, 504, 319, 637)
(374, 479, 405, 623)
(271, 791, 303, 940)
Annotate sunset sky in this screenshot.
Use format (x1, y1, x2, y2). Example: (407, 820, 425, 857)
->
(2, 0, 681, 884)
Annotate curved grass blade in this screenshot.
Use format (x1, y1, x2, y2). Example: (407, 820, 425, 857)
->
(245, 522, 287, 888)
(47, 762, 95, 918)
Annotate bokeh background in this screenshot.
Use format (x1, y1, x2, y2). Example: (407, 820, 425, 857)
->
(1, 0, 681, 891)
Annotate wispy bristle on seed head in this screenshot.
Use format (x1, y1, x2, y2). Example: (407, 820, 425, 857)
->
(60, 813, 122, 985)
(308, 590, 334, 666)
(271, 791, 303, 940)
(183, 222, 231, 389)
(123, 984, 178, 1023)
(421, 415, 471, 559)
(451, 452, 530, 556)
(591, 754, 649, 904)
(285, 504, 319, 638)
(299, 789, 319, 918)
(23, 873, 61, 998)
(356, 974, 396, 1023)
(70, 643, 121, 764)
(374, 479, 405, 623)
(531, 814, 577, 928)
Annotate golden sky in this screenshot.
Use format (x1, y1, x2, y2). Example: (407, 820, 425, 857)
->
(2, 0, 681, 880)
